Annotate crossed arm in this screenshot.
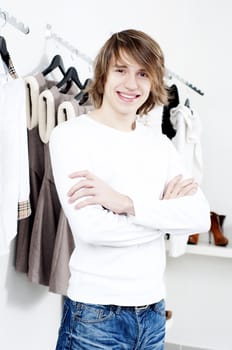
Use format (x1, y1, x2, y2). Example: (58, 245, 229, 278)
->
(67, 170, 198, 215)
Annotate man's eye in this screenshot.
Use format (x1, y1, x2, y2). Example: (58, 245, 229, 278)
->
(139, 72, 148, 78)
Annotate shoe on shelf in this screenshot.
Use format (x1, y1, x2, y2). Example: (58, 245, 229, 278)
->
(209, 211, 229, 247)
(187, 233, 199, 245)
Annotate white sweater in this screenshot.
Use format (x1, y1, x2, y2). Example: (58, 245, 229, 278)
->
(49, 114, 210, 306)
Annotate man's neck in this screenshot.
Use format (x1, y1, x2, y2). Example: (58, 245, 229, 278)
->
(88, 108, 136, 132)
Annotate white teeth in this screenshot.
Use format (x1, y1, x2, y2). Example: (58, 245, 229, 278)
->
(120, 93, 136, 99)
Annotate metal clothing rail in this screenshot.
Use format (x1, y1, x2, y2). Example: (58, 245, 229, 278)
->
(45, 24, 204, 96)
(165, 67, 204, 96)
(46, 24, 92, 65)
(0, 8, 30, 34)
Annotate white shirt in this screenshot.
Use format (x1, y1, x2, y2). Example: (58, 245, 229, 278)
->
(0, 59, 30, 255)
(170, 104, 203, 183)
(49, 114, 210, 306)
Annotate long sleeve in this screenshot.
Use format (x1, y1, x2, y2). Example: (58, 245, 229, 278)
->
(130, 189, 210, 234)
(49, 116, 210, 248)
(129, 134, 210, 233)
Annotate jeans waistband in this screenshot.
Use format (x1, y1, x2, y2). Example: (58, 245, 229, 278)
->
(112, 300, 162, 313)
(66, 297, 164, 314)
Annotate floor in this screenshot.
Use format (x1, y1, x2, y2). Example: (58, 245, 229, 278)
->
(165, 343, 213, 350)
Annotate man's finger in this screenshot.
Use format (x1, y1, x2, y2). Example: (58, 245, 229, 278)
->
(68, 188, 94, 203)
(67, 179, 93, 196)
(74, 196, 96, 209)
(163, 175, 182, 199)
(69, 170, 93, 179)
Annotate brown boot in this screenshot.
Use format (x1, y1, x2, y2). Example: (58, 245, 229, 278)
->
(165, 310, 172, 321)
(219, 214, 226, 227)
(209, 212, 229, 246)
(188, 233, 199, 245)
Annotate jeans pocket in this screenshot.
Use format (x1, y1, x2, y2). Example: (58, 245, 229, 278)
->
(153, 299, 166, 318)
(74, 303, 114, 324)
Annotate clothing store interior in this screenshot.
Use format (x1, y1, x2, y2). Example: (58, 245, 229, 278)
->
(0, 1, 231, 350)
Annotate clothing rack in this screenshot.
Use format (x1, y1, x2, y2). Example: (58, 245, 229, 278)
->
(0, 8, 29, 34)
(165, 67, 204, 96)
(45, 24, 204, 96)
(46, 24, 93, 66)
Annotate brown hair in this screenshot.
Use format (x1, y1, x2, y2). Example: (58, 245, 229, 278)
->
(87, 29, 168, 115)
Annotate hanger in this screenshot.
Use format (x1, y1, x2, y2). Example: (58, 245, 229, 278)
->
(0, 36, 10, 67)
(184, 97, 191, 108)
(0, 11, 10, 67)
(75, 78, 91, 104)
(42, 54, 65, 76)
(57, 66, 83, 91)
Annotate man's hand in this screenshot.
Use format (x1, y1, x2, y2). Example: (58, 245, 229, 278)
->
(162, 175, 198, 200)
(67, 171, 197, 215)
(67, 170, 134, 214)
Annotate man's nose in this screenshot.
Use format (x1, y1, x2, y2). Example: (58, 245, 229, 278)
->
(124, 73, 138, 89)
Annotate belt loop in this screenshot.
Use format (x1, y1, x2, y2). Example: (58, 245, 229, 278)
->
(135, 305, 149, 311)
(115, 306, 121, 314)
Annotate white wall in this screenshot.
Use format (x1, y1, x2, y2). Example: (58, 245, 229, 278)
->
(1, 1, 232, 349)
(0, 242, 61, 350)
(165, 254, 232, 350)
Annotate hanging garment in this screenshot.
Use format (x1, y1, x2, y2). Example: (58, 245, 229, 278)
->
(0, 46, 31, 221)
(27, 84, 74, 284)
(170, 104, 203, 183)
(7, 57, 18, 79)
(48, 209, 74, 295)
(38, 84, 79, 143)
(161, 84, 179, 139)
(27, 85, 93, 293)
(0, 35, 18, 79)
(57, 100, 77, 123)
(0, 59, 30, 255)
(15, 73, 57, 271)
(49, 99, 93, 295)
(57, 99, 86, 123)
(15, 126, 46, 272)
(27, 141, 61, 285)
(24, 73, 56, 129)
(167, 103, 204, 257)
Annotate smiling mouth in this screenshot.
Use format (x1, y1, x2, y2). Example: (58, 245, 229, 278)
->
(117, 92, 140, 102)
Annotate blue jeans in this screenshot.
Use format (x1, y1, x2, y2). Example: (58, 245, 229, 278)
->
(55, 297, 166, 350)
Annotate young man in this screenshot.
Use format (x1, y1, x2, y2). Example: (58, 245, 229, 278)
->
(50, 29, 210, 350)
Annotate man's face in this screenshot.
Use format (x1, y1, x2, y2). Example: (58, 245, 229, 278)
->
(102, 51, 151, 118)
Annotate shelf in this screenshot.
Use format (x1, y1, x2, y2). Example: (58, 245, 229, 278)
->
(166, 231, 232, 259)
(185, 242, 232, 258)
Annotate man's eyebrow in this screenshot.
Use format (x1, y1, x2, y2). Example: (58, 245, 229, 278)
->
(113, 63, 128, 68)
(113, 62, 147, 71)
